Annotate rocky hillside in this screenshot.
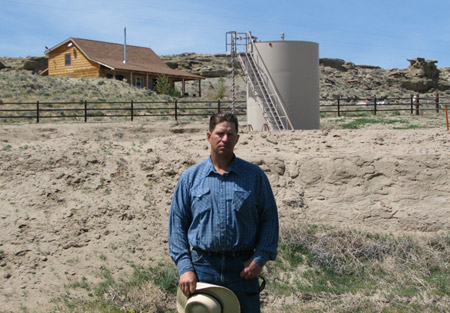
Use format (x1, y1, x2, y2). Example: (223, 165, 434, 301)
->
(161, 53, 450, 101)
(0, 57, 161, 103)
(2, 54, 450, 103)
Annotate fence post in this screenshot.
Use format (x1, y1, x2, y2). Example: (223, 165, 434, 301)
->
(174, 100, 178, 121)
(84, 100, 87, 123)
(337, 96, 340, 117)
(373, 97, 377, 115)
(36, 101, 40, 123)
(131, 100, 134, 121)
(410, 95, 414, 114)
(436, 93, 440, 113)
(218, 100, 221, 113)
(415, 94, 420, 115)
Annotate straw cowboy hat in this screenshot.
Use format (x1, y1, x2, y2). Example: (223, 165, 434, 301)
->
(176, 282, 240, 313)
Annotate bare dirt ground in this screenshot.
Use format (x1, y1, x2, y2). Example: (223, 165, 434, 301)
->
(0, 115, 449, 312)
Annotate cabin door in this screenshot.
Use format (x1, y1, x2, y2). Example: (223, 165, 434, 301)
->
(135, 77, 143, 89)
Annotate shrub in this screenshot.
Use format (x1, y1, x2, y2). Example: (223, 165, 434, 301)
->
(215, 78, 226, 100)
(155, 75, 179, 97)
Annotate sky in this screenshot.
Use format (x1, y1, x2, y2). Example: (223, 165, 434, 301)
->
(1, 0, 450, 69)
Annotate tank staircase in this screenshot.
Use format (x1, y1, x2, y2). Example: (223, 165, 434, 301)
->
(226, 31, 293, 130)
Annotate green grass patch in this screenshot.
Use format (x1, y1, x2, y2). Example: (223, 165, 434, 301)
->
(299, 268, 376, 295)
(55, 262, 178, 313)
(277, 242, 308, 268)
(340, 118, 409, 129)
(69, 276, 91, 292)
(427, 267, 450, 296)
(128, 262, 179, 294)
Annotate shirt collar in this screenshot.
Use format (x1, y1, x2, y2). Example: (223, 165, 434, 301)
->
(205, 155, 241, 177)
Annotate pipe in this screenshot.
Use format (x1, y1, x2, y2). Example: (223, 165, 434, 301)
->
(123, 27, 127, 64)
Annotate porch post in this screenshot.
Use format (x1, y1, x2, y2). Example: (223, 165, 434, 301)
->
(182, 78, 186, 97)
(130, 72, 133, 86)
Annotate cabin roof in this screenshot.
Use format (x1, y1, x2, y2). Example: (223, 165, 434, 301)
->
(45, 38, 203, 80)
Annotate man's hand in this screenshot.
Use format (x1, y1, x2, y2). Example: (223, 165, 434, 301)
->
(240, 259, 262, 280)
(179, 271, 197, 297)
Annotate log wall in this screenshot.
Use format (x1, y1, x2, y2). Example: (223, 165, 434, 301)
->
(48, 44, 100, 78)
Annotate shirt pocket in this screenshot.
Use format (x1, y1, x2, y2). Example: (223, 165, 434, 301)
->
(232, 186, 255, 216)
(191, 187, 211, 215)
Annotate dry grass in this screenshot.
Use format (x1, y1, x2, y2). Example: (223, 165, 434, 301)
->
(52, 263, 178, 313)
(54, 224, 450, 313)
(262, 223, 450, 312)
(102, 282, 169, 313)
(0, 70, 159, 103)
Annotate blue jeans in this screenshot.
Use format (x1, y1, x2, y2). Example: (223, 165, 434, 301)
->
(191, 249, 261, 313)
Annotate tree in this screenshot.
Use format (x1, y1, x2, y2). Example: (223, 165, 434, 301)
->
(155, 75, 171, 95)
(155, 75, 180, 97)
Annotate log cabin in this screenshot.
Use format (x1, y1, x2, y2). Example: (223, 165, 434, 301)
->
(41, 38, 203, 96)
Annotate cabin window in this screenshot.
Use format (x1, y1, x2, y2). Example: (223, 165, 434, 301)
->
(135, 77, 143, 89)
(65, 53, 71, 66)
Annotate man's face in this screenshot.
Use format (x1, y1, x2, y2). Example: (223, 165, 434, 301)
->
(207, 121, 239, 157)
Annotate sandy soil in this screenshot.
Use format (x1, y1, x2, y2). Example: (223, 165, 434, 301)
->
(0, 118, 449, 312)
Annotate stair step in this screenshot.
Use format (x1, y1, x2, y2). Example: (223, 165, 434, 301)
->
(235, 47, 288, 131)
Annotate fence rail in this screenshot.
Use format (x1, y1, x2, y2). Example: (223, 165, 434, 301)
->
(320, 94, 449, 116)
(0, 100, 247, 123)
(0, 94, 447, 124)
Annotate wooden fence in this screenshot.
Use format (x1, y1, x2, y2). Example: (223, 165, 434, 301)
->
(0, 100, 247, 123)
(0, 94, 447, 124)
(320, 94, 449, 116)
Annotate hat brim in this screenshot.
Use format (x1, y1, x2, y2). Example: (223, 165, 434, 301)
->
(176, 282, 240, 313)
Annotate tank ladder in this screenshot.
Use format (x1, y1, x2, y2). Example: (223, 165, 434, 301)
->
(226, 31, 293, 130)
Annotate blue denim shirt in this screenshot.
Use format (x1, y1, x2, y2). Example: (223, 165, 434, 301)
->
(169, 156, 279, 276)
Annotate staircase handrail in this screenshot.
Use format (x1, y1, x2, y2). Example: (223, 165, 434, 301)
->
(238, 52, 283, 129)
(246, 32, 294, 130)
(228, 31, 282, 129)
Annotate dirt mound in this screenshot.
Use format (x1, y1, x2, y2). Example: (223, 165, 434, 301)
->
(0, 120, 449, 312)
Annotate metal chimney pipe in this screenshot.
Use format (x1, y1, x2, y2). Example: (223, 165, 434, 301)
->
(123, 27, 127, 64)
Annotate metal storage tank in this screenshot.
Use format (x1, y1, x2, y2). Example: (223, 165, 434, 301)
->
(247, 40, 319, 130)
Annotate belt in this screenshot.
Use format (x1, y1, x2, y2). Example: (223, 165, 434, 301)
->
(193, 248, 254, 258)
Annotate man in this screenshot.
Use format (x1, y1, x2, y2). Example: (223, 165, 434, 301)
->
(169, 112, 279, 313)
